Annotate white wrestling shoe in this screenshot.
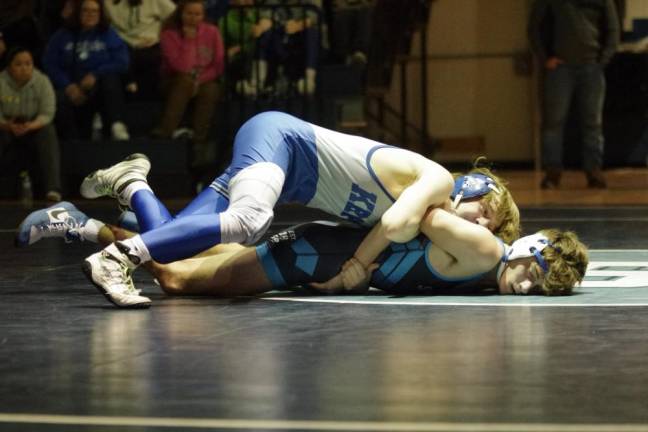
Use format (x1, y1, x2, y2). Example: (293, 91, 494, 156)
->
(80, 153, 150, 206)
(82, 242, 151, 309)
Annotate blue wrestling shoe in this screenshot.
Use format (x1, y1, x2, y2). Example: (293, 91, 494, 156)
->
(15, 201, 88, 247)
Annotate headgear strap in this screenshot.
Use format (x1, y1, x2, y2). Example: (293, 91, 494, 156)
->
(450, 174, 501, 209)
(502, 233, 561, 272)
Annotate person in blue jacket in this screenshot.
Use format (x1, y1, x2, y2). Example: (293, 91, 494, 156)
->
(43, 0, 131, 141)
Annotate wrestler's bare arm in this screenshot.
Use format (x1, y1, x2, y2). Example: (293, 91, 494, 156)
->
(418, 208, 502, 275)
(372, 150, 454, 243)
(311, 208, 501, 292)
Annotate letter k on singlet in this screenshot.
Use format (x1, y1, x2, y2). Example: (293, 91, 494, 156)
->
(340, 183, 377, 225)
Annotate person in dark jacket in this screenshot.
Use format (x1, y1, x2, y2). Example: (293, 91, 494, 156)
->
(528, 0, 619, 189)
(0, 0, 44, 69)
(43, 0, 131, 140)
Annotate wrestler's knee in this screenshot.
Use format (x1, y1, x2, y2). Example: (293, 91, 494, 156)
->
(220, 204, 274, 245)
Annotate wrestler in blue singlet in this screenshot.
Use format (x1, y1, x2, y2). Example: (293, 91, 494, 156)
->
(256, 221, 497, 293)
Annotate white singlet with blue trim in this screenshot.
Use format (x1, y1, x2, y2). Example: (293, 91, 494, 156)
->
(210, 112, 403, 227)
(307, 124, 396, 226)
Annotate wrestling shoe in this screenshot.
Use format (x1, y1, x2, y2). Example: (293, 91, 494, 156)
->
(83, 242, 151, 309)
(80, 153, 150, 206)
(15, 201, 88, 247)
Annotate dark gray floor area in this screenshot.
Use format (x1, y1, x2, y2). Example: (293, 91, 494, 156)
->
(2, 202, 648, 431)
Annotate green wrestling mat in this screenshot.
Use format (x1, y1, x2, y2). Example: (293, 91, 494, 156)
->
(263, 250, 648, 306)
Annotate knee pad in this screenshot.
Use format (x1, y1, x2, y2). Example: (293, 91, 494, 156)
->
(219, 162, 285, 245)
(219, 200, 274, 245)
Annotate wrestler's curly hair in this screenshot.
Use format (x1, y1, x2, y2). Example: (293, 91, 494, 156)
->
(453, 157, 521, 244)
(538, 228, 589, 296)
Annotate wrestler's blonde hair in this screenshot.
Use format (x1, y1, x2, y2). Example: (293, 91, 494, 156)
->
(453, 157, 521, 244)
(538, 228, 589, 296)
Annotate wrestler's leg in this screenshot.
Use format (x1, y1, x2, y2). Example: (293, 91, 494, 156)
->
(104, 223, 253, 296)
(148, 247, 272, 297)
(104, 224, 245, 258)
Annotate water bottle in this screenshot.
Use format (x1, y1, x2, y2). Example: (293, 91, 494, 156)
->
(20, 171, 33, 207)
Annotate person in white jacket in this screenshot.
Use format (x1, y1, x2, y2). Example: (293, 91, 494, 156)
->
(104, 0, 176, 98)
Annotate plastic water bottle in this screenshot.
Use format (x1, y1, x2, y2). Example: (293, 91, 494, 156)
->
(20, 171, 33, 207)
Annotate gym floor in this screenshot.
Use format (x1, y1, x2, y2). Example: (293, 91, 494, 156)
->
(1, 170, 648, 432)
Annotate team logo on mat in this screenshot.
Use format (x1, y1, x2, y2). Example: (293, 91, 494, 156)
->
(584, 261, 648, 288)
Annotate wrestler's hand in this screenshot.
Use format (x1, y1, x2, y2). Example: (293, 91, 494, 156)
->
(308, 273, 344, 294)
(309, 258, 378, 295)
(339, 257, 379, 294)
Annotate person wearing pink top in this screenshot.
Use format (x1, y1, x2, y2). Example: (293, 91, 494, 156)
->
(154, 0, 224, 169)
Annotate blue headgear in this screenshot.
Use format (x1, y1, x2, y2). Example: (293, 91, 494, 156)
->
(450, 174, 500, 209)
(502, 233, 561, 273)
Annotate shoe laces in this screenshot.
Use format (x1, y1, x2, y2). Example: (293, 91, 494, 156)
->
(101, 252, 141, 296)
(93, 180, 118, 199)
(40, 216, 84, 243)
(39, 221, 68, 237)
(64, 216, 85, 243)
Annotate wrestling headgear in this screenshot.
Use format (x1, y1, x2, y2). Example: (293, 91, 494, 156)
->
(450, 174, 501, 209)
(502, 233, 561, 272)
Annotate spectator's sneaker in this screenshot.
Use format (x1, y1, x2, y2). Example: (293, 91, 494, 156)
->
(348, 51, 368, 66)
(15, 201, 88, 247)
(296, 77, 316, 95)
(111, 121, 130, 141)
(83, 242, 150, 309)
(92, 113, 103, 141)
(171, 127, 194, 140)
(46, 190, 62, 202)
(236, 79, 261, 97)
(80, 153, 150, 206)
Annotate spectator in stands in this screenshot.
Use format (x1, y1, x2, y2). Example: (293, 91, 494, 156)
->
(104, 0, 176, 100)
(172, 0, 229, 23)
(43, 0, 131, 141)
(239, 0, 323, 96)
(329, 0, 373, 67)
(36, 0, 78, 40)
(528, 0, 619, 189)
(219, 0, 257, 89)
(204, 0, 230, 23)
(0, 47, 62, 201)
(0, 0, 44, 69)
(155, 0, 225, 169)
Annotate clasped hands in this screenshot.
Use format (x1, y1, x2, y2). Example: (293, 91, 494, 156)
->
(65, 73, 97, 106)
(6, 120, 38, 137)
(309, 257, 379, 295)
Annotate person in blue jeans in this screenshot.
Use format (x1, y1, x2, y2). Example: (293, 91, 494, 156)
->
(528, 0, 619, 189)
